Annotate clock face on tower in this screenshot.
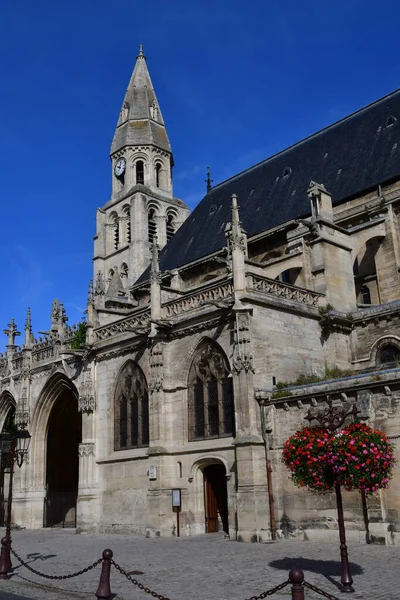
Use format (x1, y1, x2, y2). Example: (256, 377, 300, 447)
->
(114, 157, 126, 178)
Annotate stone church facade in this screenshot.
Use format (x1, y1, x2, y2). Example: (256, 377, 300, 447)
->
(1, 47, 400, 544)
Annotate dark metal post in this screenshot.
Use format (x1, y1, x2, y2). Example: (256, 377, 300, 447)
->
(95, 549, 113, 599)
(360, 489, 371, 544)
(0, 438, 16, 580)
(289, 568, 304, 600)
(176, 508, 180, 538)
(335, 484, 354, 593)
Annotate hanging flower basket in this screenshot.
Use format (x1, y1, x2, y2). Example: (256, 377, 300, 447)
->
(330, 422, 396, 494)
(283, 423, 396, 496)
(282, 427, 334, 493)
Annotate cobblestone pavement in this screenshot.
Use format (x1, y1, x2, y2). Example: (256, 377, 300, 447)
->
(0, 529, 399, 600)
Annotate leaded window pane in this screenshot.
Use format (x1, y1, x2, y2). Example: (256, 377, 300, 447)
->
(188, 342, 234, 441)
(207, 378, 219, 437)
(120, 397, 128, 449)
(114, 361, 149, 450)
(194, 380, 205, 438)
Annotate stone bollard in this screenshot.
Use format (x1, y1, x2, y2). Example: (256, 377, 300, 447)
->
(289, 568, 305, 600)
(95, 549, 113, 599)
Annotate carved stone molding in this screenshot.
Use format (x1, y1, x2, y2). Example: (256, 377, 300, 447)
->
(149, 342, 163, 394)
(232, 311, 254, 374)
(95, 310, 150, 341)
(15, 387, 29, 429)
(250, 274, 322, 307)
(162, 281, 234, 319)
(96, 344, 143, 363)
(78, 371, 96, 412)
(78, 442, 95, 457)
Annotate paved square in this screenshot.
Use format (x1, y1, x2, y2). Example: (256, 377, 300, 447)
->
(0, 529, 399, 600)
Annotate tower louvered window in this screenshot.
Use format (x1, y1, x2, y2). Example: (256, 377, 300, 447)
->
(111, 215, 119, 250)
(166, 214, 175, 241)
(126, 209, 131, 243)
(188, 341, 234, 441)
(148, 209, 157, 243)
(114, 361, 149, 450)
(156, 163, 161, 188)
(136, 160, 144, 185)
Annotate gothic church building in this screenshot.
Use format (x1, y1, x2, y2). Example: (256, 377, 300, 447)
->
(2, 47, 400, 544)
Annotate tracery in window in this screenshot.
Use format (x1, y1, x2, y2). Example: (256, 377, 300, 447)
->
(114, 361, 149, 450)
(188, 341, 234, 441)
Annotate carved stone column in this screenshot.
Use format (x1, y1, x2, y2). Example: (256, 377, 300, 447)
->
(146, 340, 167, 537)
(77, 369, 98, 491)
(232, 308, 271, 541)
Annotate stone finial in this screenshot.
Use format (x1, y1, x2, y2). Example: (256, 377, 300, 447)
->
(24, 308, 33, 347)
(3, 318, 20, 347)
(150, 236, 161, 282)
(307, 180, 333, 222)
(225, 194, 247, 294)
(137, 43, 145, 59)
(87, 279, 94, 305)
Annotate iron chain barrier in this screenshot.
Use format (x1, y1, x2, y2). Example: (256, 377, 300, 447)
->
(8, 546, 348, 600)
(10, 547, 102, 580)
(244, 579, 289, 599)
(111, 558, 171, 600)
(304, 581, 341, 600)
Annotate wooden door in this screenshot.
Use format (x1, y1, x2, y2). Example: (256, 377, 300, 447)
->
(204, 471, 219, 532)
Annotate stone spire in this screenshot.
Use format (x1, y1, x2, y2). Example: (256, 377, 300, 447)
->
(24, 307, 33, 347)
(111, 45, 172, 155)
(226, 194, 247, 294)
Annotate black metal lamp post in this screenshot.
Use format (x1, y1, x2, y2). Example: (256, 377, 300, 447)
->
(0, 429, 31, 580)
(305, 399, 358, 594)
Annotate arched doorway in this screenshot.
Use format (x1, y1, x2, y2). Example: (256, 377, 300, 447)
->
(45, 391, 81, 527)
(203, 464, 229, 534)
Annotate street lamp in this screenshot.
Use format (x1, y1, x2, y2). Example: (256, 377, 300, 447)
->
(0, 429, 31, 580)
(305, 400, 358, 594)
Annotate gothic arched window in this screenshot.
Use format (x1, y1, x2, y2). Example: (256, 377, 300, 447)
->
(378, 344, 400, 366)
(188, 341, 234, 441)
(136, 160, 144, 185)
(114, 361, 149, 450)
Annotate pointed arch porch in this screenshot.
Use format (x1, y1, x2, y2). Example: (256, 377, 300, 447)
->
(30, 372, 82, 527)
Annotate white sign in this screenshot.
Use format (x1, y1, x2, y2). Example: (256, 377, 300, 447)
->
(148, 465, 157, 480)
(172, 488, 181, 508)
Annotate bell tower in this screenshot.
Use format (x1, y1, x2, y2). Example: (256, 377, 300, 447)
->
(93, 46, 189, 301)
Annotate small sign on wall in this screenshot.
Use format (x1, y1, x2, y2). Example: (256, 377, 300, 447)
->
(148, 465, 157, 480)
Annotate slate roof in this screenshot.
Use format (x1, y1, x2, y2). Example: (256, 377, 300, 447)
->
(153, 88, 400, 276)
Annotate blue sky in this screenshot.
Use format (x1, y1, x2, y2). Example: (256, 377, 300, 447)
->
(1, 0, 400, 350)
